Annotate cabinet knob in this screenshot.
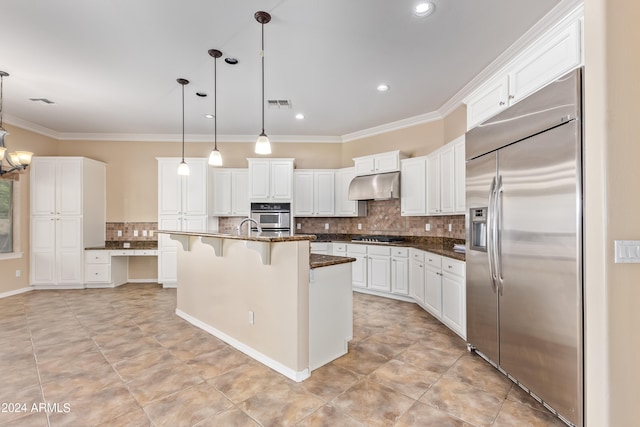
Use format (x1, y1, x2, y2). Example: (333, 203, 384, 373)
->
(499, 101, 505, 106)
(509, 95, 515, 99)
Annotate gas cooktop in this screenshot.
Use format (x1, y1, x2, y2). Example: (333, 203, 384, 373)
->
(351, 235, 405, 243)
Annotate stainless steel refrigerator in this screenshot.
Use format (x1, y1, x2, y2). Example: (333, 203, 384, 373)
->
(465, 68, 583, 427)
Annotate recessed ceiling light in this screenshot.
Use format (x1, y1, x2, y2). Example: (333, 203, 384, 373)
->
(414, 2, 435, 17)
(377, 84, 390, 92)
(225, 57, 238, 65)
(204, 114, 214, 119)
(295, 113, 304, 120)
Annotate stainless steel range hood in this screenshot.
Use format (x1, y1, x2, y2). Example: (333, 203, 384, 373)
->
(348, 171, 400, 201)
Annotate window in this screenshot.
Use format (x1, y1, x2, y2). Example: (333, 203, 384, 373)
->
(0, 179, 13, 254)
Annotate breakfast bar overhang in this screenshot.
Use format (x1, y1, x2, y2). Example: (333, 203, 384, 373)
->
(160, 230, 355, 382)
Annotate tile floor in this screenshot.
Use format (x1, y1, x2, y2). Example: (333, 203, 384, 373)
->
(0, 284, 567, 427)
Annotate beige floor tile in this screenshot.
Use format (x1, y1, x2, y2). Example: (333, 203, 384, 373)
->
(444, 353, 513, 398)
(296, 405, 369, 427)
(396, 342, 463, 374)
(195, 407, 260, 427)
(0, 385, 45, 425)
(420, 376, 504, 426)
(0, 410, 49, 427)
(94, 407, 152, 427)
(331, 379, 415, 427)
(143, 382, 233, 427)
(331, 346, 389, 376)
(37, 349, 112, 384)
(33, 338, 99, 364)
(207, 360, 288, 403)
(112, 348, 181, 382)
(355, 332, 415, 359)
(394, 401, 472, 427)
(186, 346, 253, 380)
(239, 381, 324, 427)
(493, 399, 568, 426)
(301, 363, 362, 402)
(127, 361, 204, 406)
(369, 359, 442, 400)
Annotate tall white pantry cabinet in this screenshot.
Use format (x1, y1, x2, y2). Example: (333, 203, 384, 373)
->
(30, 157, 106, 289)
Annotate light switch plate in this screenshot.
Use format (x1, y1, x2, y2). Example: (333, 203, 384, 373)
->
(614, 240, 640, 263)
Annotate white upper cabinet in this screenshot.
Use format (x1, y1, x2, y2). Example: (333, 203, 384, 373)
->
(466, 9, 583, 130)
(426, 150, 442, 215)
(248, 158, 294, 201)
(453, 136, 466, 214)
(400, 157, 426, 216)
(31, 157, 84, 216)
(294, 170, 335, 217)
(334, 168, 366, 217)
(353, 151, 406, 176)
(211, 169, 249, 216)
(157, 157, 208, 229)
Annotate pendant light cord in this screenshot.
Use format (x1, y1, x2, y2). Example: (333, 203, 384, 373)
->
(214, 56, 218, 150)
(181, 83, 185, 161)
(261, 22, 265, 135)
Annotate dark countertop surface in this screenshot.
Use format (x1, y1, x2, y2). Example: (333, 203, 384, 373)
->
(311, 234, 465, 261)
(310, 253, 357, 269)
(158, 230, 317, 243)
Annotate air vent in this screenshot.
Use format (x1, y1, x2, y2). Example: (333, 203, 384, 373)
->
(267, 99, 291, 109)
(29, 98, 55, 104)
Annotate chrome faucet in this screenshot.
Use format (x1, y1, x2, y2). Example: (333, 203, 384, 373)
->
(237, 218, 262, 235)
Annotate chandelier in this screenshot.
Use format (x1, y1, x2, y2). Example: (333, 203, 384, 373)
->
(0, 71, 33, 176)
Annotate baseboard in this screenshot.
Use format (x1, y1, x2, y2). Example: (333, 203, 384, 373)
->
(31, 284, 85, 290)
(127, 278, 158, 284)
(162, 283, 177, 289)
(0, 287, 33, 299)
(352, 287, 415, 303)
(176, 309, 310, 383)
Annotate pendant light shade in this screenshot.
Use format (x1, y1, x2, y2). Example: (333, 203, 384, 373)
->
(208, 48, 223, 166)
(255, 11, 272, 155)
(177, 78, 190, 176)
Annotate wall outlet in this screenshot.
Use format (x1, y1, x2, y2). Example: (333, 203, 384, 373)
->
(123, 242, 131, 248)
(149, 230, 154, 237)
(117, 230, 123, 237)
(249, 310, 255, 325)
(142, 230, 148, 237)
(297, 223, 301, 230)
(448, 224, 452, 232)
(425, 223, 431, 231)
(15, 269, 21, 278)
(133, 230, 139, 237)
(358, 223, 362, 230)
(324, 223, 329, 230)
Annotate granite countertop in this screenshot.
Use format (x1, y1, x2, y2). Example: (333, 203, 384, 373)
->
(158, 230, 317, 243)
(312, 234, 466, 261)
(310, 253, 357, 269)
(85, 241, 158, 250)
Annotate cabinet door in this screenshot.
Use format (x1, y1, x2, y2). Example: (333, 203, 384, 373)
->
(427, 153, 441, 214)
(30, 217, 56, 284)
(314, 171, 335, 216)
(374, 152, 400, 173)
(183, 215, 208, 232)
(231, 170, 249, 216)
(270, 160, 293, 200)
(466, 75, 509, 130)
(212, 170, 232, 216)
(368, 255, 391, 292)
(183, 159, 208, 216)
(354, 157, 375, 176)
(158, 216, 181, 248)
(391, 257, 409, 295)
(350, 254, 367, 288)
(440, 146, 455, 213)
(158, 159, 182, 215)
(158, 249, 177, 285)
(56, 216, 83, 284)
(442, 272, 466, 339)
(509, 20, 581, 104)
(335, 168, 361, 216)
(454, 137, 466, 214)
(30, 158, 57, 216)
(424, 267, 443, 318)
(248, 160, 271, 200)
(401, 157, 426, 216)
(294, 172, 315, 216)
(56, 159, 83, 216)
(409, 259, 425, 305)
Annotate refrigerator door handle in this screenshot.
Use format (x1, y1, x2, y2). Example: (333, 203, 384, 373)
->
(487, 176, 498, 294)
(495, 175, 504, 294)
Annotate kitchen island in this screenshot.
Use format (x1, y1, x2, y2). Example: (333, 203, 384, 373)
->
(160, 230, 355, 382)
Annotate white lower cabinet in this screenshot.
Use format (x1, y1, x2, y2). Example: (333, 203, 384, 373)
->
(441, 258, 466, 339)
(367, 246, 391, 292)
(391, 247, 409, 295)
(85, 250, 158, 288)
(346, 244, 367, 289)
(409, 249, 426, 305)
(310, 242, 331, 255)
(424, 254, 443, 318)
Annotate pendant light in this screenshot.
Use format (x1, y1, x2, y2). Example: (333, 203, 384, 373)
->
(254, 11, 272, 155)
(176, 78, 190, 176)
(207, 49, 223, 166)
(0, 71, 33, 176)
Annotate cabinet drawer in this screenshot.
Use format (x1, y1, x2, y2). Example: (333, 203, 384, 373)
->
(134, 250, 158, 256)
(425, 253, 442, 269)
(310, 242, 331, 253)
(391, 247, 409, 257)
(111, 250, 134, 256)
(332, 243, 347, 253)
(85, 251, 110, 264)
(410, 249, 425, 262)
(85, 264, 110, 282)
(443, 259, 465, 277)
(346, 244, 367, 254)
(368, 245, 391, 256)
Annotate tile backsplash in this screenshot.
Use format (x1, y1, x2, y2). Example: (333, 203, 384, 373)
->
(296, 199, 465, 239)
(106, 222, 158, 242)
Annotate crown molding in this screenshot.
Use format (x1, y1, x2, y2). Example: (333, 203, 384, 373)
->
(341, 111, 442, 143)
(3, 114, 63, 140)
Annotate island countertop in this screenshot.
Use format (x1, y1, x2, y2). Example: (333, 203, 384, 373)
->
(310, 253, 356, 269)
(158, 230, 317, 243)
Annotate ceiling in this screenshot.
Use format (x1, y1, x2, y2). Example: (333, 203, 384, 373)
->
(1, 0, 565, 142)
